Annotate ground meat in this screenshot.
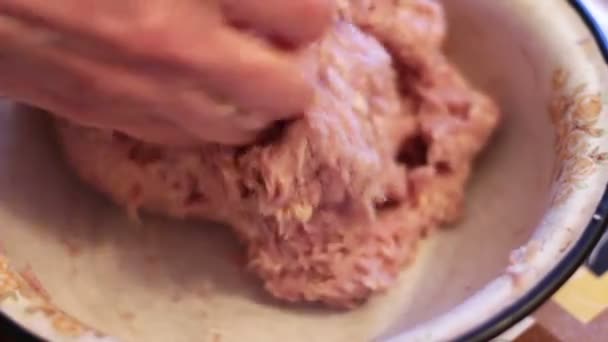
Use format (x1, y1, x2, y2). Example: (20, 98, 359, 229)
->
(55, 0, 500, 308)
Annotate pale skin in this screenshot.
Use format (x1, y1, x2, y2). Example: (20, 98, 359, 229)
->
(0, 0, 333, 145)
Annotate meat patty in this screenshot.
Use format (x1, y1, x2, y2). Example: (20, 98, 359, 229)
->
(55, 0, 500, 308)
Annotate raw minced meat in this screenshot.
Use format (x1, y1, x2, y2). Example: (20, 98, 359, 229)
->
(55, 0, 500, 308)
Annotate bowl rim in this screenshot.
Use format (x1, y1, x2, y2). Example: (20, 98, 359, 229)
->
(454, 2, 608, 340)
(0, 1, 606, 342)
(0, 316, 38, 342)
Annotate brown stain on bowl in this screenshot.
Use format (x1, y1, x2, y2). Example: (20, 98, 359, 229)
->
(549, 68, 607, 206)
(18, 265, 51, 301)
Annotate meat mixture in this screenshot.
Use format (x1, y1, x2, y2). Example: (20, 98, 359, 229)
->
(55, 0, 500, 308)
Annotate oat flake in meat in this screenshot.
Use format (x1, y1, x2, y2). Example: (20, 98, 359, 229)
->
(55, 0, 500, 308)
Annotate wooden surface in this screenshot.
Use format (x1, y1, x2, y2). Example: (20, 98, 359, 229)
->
(517, 301, 608, 342)
(518, 324, 560, 342)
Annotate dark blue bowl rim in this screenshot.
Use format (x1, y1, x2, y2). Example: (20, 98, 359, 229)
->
(0, 1, 607, 342)
(455, 1, 608, 341)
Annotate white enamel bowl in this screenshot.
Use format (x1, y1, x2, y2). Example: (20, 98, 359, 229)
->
(0, 0, 607, 341)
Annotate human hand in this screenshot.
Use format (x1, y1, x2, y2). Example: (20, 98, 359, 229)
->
(0, 0, 333, 145)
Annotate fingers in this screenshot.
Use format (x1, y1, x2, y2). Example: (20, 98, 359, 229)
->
(0, 21, 195, 146)
(171, 25, 312, 123)
(220, 0, 334, 46)
(1, 26, 269, 147)
(0, 0, 140, 37)
(6, 35, 262, 146)
(118, 122, 200, 146)
(0, 2, 314, 146)
(167, 89, 262, 145)
(187, 119, 259, 146)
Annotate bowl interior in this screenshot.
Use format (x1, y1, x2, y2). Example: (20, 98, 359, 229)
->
(0, 2, 568, 342)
